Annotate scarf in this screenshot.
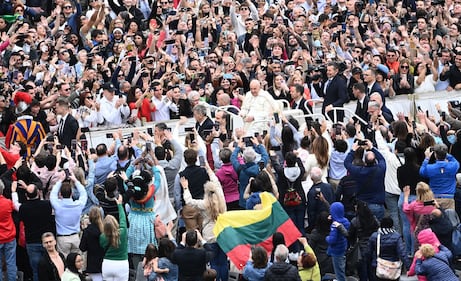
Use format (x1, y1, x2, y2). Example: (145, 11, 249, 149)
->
(378, 227, 395, 235)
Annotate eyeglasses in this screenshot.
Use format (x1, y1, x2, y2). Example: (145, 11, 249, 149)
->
(63, 5, 72, 9)
(86, 96, 94, 99)
(240, 7, 249, 10)
(145, 59, 154, 64)
(353, 50, 362, 53)
(400, 65, 409, 69)
(63, 88, 71, 91)
(118, 74, 124, 77)
(160, 1, 168, 3)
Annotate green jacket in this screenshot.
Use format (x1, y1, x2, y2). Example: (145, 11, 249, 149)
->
(99, 204, 128, 260)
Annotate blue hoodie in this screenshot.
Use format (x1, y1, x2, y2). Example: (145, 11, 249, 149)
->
(326, 202, 350, 256)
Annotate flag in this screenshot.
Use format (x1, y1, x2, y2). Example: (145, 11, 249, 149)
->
(213, 192, 301, 270)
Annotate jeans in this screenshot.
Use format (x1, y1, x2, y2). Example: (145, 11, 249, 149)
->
(208, 243, 229, 281)
(398, 193, 416, 255)
(332, 255, 346, 281)
(26, 243, 44, 281)
(368, 203, 385, 221)
(0, 240, 17, 281)
(385, 192, 401, 233)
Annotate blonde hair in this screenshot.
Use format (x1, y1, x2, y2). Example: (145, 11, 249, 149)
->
(88, 206, 103, 233)
(203, 181, 226, 221)
(103, 215, 120, 248)
(416, 182, 434, 202)
(73, 167, 87, 186)
(420, 244, 435, 258)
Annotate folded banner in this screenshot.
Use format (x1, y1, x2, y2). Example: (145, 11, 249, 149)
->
(213, 192, 301, 270)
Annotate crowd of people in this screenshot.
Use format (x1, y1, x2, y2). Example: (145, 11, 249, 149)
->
(2, 0, 461, 280)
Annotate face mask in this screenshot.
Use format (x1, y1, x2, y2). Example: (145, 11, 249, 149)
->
(448, 135, 457, 144)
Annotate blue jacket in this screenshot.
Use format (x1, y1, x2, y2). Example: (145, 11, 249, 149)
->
(419, 154, 459, 196)
(368, 231, 410, 269)
(231, 145, 269, 208)
(344, 148, 386, 205)
(326, 202, 350, 256)
(415, 245, 457, 281)
(243, 260, 272, 281)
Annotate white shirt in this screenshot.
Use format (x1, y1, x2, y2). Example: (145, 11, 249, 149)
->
(151, 96, 178, 122)
(99, 96, 130, 126)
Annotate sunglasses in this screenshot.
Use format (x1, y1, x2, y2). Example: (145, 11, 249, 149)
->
(400, 65, 409, 69)
(64, 5, 72, 9)
(86, 96, 94, 99)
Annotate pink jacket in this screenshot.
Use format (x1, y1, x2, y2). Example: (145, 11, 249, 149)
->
(403, 201, 435, 231)
(215, 163, 239, 203)
(408, 229, 441, 280)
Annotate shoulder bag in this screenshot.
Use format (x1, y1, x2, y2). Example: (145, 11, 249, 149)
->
(375, 233, 402, 280)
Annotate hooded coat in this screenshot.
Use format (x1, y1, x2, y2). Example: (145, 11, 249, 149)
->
(408, 229, 441, 280)
(326, 202, 350, 256)
(272, 157, 306, 207)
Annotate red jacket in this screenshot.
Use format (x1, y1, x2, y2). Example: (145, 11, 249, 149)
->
(0, 196, 16, 243)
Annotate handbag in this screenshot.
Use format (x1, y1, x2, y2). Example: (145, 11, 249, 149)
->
(283, 187, 302, 207)
(375, 233, 402, 280)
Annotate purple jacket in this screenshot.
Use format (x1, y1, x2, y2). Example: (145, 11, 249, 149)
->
(216, 163, 239, 203)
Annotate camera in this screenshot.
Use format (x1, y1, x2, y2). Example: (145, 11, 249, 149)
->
(357, 140, 368, 146)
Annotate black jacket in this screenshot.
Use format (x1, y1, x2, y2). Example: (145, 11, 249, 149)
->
(264, 262, 301, 281)
(172, 246, 211, 281)
(79, 223, 104, 273)
(272, 157, 306, 207)
(38, 251, 66, 281)
(58, 114, 79, 149)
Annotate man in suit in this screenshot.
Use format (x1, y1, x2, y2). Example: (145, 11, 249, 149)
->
(193, 104, 214, 140)
(323, 62, 348, 122)
(55, 99, 79, 148)
(290, 84, 312, 115)
(352, 83, 370, 123)
(363, 68, 385, 100)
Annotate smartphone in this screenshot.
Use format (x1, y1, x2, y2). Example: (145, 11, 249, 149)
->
(185, 127, 194, 132)
(335, 125, 341, 135)
(254, 132, 260, 138)
(56, 145, 65, 150)
(270, 23, 278, 28)
(262, 130, 268, 137)
(146, 142, 152, 152)
(106, 133, 113, 138)
(426, 110, 429, 118)
(238, 88, 244, 95)
(417, 106, 422, 112)
(189, 133, 195, 142)
(223, 73, 233, 79)
(81, 139, 88, 151)
(147, 128, 153, 136)
(214, 123, 220, 131)
(258, 161, 265, 170)
(81, 127, 90, 133)
(199, 156, 206, 167)
(273, 112, 280, 123)
(64, 169, 70, 179)
(243, 137, 253, 147)
(441, 111, 446, 121)
(423, 200, 435, 206)
(71, 139, 77, 150)
(358, 140, 368, 146)
(164, 39, 176, 45)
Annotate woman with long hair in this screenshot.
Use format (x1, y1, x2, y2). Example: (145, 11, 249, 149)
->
(62, 253, 86, 281)
(305, 136, 329, 182)
(100, 195, 128, 281)
(267, 73, 290, 102)
(416, 133, 435, 164)
(79, 207, 104, 281)
(243, 246, 272, 281)
(156, 237, 178, 281)
(309, 212, 333, 276)
(348, 201, 379, 281)
(74, 89, 103, 128)
(180, 166, 227, 281)
(403, 182, 436, 235)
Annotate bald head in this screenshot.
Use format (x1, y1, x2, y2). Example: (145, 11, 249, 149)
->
(310, 167, 323, 183)
(217, 93, 231, 106)
(250, 80, 261, 96)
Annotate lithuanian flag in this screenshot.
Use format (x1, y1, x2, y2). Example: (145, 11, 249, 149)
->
(213, 192, 301, 270)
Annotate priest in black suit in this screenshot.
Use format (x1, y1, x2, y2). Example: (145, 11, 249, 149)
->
(56, 99, 79, 148)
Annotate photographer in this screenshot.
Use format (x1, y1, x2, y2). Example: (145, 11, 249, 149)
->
(344, 139, 387, 220)
(307, 167, 335, 232)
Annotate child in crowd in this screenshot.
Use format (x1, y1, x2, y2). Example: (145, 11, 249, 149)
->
(326, 202, 350, 281)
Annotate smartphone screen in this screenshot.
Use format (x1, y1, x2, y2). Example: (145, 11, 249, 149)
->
(71, 139, 77, 150)
(81, 140, 88, 151)
(199, 156, 205, 167)
(273, 112, 280, 123)
(147, 128, 153, 136)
